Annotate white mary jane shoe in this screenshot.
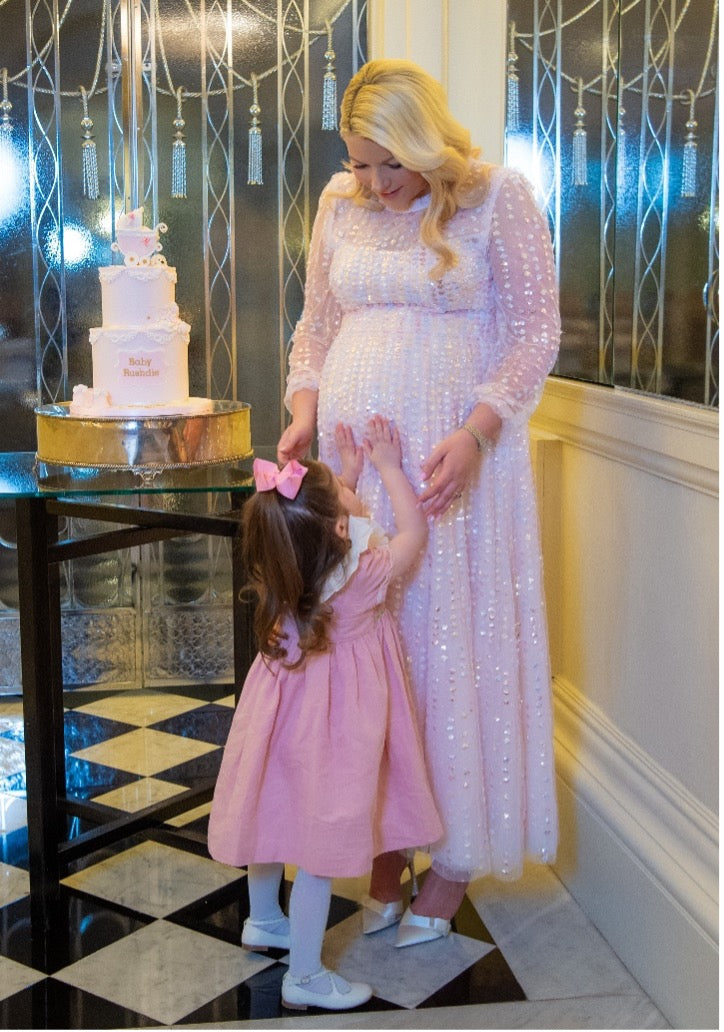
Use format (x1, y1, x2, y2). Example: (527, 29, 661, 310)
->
(394, 907, 451, 948)
(281, 968, 373, 1011)
(241, 915, 291, 952)
(360, 893, 404, 934)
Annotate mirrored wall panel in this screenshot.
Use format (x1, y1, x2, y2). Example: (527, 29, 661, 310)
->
(506, 0, 718, 406)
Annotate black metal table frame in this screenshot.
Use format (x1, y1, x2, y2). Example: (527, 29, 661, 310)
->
(15, 491, 253, 970)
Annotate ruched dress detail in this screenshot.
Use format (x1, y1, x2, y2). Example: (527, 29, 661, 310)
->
(208, 544, 443, 878)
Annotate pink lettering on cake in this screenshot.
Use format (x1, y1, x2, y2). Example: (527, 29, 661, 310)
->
(123, 356, 159, 377)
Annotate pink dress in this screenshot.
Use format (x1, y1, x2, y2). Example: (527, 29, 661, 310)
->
(208, 521, 443, 878)
(285, 165, 560, 882)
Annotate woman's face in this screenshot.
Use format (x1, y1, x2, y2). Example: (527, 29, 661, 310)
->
(345, 135, 428, 212)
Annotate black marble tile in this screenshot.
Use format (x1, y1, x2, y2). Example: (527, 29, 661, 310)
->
(0, 887, 150, 974)
(153, 746, 223, 787)
(63, 756, 140, 801)
(0, 885, 152, 973)
(166, 876, 249, 946)
(148, 702, 233, 745)
(0, 979, 162, 1030)
(153, 683, 236, 704)
(421, 946, 526, 1008)
(63, 711, 136, 754)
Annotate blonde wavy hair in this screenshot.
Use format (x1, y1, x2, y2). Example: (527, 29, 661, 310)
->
(339, 59, 489, 279)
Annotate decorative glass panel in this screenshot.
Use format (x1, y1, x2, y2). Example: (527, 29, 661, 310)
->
(506, 0, 718, 406)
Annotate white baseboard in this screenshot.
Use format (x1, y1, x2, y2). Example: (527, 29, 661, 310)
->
(553, 675, 719, 1029)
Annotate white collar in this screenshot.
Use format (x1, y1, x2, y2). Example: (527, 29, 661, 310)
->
(320, 515, 388, 602)
(386, 191, 430, 215)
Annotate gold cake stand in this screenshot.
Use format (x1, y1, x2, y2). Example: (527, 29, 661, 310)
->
(35, 400, 252, 475)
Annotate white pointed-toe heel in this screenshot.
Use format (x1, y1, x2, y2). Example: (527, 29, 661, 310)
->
(394, 907, 451, 948)
(241, 915, 291, 951)
(360, 893, 404, 934)
(281, 968, 373, 1011)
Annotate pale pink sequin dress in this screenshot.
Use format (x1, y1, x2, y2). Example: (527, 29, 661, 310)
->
(286, 165, 560, 882)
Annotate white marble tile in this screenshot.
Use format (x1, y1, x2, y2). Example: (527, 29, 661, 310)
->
(0, 861, 29, 907)
(62, 840, 241, 917)
(0, 955, 46, 1002)
(322, 910, 495, 1009)
(73, 690, 208, 727)
(0, 792, 27, 833)
(468, 863, 646, 1000)
(71, 727, 217, 776)
(55, 918, 273, 1026)
(91, 775, 188, 812)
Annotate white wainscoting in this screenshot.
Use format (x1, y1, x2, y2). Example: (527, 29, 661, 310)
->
(531, 377, 719, 1029)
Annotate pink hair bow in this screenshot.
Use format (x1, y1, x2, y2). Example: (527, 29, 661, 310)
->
(253, 457, 308, 500)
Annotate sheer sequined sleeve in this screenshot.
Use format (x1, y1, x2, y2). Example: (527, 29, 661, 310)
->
(473, 170, 560, 422)
(284, 179, 344, 410)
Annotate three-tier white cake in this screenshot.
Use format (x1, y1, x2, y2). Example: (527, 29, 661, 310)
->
(70, 208, 211, 418)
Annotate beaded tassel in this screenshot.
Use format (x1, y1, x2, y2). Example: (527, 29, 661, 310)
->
(248, 73, 263, 186)
(321, 22, 337, 130)
(0, 68, 11, 133)
(572, 78, 588, 186)
(80, 86, 99, 200)
(681, 89, 698, 198)
(506, 21, 520, 133)
(617, 82, 627, 190)
(171, 87, 187, 199)
(0, 69, 12, 178)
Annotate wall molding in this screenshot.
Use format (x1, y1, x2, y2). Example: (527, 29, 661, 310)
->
(553, 674, 718, 945)
(533, 377, 719, 496)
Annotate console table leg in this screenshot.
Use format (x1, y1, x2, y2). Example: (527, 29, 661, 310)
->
(16, 497, 64, 970)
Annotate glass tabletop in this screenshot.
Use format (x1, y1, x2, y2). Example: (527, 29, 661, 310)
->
(0, 451, 270, 499)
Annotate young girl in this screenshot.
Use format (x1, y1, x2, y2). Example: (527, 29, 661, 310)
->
(208, 415, 442, 1012)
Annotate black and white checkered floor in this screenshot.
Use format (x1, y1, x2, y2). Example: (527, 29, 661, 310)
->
(0, 686, 669, 1030)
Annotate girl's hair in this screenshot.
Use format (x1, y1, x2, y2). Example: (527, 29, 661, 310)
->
(241, 460, 349, 666)
(339, 59, 488, 279)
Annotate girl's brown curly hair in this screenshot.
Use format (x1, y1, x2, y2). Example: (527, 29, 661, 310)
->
(241, 460, 349, 667)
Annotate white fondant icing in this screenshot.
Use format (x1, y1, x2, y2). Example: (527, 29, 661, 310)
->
(69, 207, 212, 420)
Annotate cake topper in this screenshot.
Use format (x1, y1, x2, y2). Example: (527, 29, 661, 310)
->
(112, 207, 168, 267)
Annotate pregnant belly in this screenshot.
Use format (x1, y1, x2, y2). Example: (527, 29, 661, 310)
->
(318, 307, 480, 439)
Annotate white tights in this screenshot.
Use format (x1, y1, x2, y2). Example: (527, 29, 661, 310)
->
(246, 863, 332, 979)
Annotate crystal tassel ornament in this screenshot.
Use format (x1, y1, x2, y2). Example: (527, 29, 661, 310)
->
(572, 78, 588, 186)
(0, 68, 11, 132)
(171, 87, 187, 199)
(321, 22, 337, 130)
(0, 70, 12, 175)
(616, 82, 627, 190)
(80, 86, 100, 200)
(506, 21, 520, 133)
(247, 74, 263, 185)
(681, 89, 698, 198)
